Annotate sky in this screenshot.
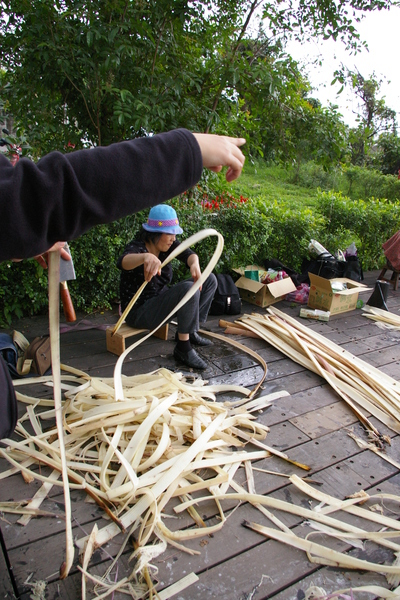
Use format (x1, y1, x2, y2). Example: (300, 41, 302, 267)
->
(285, 5, 400, 128)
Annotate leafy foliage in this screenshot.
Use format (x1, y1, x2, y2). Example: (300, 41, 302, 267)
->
(333, 69, 398, 167)
(1, 1, 400, 324)
(3, 168, 399, 326)
(257, 201, 324, 271)
(374, 132, 400, 176)
(170, 188, 271, 278)
(341, 165, 400, 201)
(316, 190, 400, 269)
(1, 0, 398, 159)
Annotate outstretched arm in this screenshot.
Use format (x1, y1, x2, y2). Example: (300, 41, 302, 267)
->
(0, 129, 246, 262)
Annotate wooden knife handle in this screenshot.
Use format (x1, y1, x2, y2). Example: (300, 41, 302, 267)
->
(60, 282, 76, 322)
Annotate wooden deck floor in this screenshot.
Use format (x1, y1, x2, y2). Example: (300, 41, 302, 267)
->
(2, 270, 400, 600)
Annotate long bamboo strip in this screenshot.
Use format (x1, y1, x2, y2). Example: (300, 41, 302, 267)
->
(48, 251, 74, 579)
(362, 305, 400, 330)
(234, 308, 400, 442)
(242, 521, 400, 576)
(269, 306, 400, 391)
(174, 490, 400, 546)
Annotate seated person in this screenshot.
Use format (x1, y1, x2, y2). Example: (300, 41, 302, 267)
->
(117, 204, 217, 370)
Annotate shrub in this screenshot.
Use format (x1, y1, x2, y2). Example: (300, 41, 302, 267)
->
(341, 165, 400, 202)
(170, 189, 270, 278)
(0, 215, 142, 326)
(256, 199, 325, 272)
(288, 161, 342, 192)
(2, 177, 400, 327)
(316, 190, 400, 269)
(0, 259, 49, 325)
(0, 190, 270, 326)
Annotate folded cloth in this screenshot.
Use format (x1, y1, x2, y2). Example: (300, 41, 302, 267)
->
(382, 231, 400, 271)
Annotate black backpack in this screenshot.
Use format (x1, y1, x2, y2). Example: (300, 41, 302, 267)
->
(209, 274, 242, 316)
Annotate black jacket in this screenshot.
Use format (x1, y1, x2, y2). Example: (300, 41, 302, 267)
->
(0, 129, 202, 262)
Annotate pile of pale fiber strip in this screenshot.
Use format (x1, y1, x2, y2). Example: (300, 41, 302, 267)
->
(362, 304, 400, 331)
(230, 306, 400, 447)
(4, 228, 400, 598)
(1, 364, 284, 598)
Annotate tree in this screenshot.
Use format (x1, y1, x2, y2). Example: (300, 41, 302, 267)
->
(374, 132, 400, 175)
(262, 0, 399, 50)
(0, 0, 398, 158)
(334, 69, 398, 166)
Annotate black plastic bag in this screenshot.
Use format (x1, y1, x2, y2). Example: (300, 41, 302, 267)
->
(301, 256, 363, 283)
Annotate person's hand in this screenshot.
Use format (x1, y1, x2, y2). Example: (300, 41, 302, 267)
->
(190, 262, 202, 284)
(143, 253, 162, 282)
(34, 242, 71, 269)
(192, 133, 246, 182)
(188, 255, 202, 289)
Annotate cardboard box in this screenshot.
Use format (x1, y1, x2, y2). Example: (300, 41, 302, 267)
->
(234, 265, 296, 308)
(308, 273, 371, 315)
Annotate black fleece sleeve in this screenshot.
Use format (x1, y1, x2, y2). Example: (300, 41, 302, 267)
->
(0, 128, 202, 262)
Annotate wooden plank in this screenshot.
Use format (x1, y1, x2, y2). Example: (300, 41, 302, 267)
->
(356, 345, 400, 369)
(154, 520, 352, 599)
(259, 384, 339, 427)
(271, 565, 389, 600)
(8, 521, 126, 586)
(0, 487, 107, 550)
(273, 425, 368, 473)
(262, 421, 311, 451)
(289, 401, 358, 439)
(272, 474, 400, 600)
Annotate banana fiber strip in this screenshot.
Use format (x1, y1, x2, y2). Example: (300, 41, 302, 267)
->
(231, 307, 400, 443)
(362, 305, 400, 331)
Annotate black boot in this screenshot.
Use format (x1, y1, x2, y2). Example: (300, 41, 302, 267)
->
(173, 345, 207, 370)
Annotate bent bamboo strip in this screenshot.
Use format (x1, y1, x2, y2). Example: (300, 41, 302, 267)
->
(235, 308, 400, 441)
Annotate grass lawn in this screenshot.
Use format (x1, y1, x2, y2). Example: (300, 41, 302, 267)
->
(225, 161, 322, 209)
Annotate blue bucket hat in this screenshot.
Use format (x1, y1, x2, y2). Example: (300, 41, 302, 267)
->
(142, 204, 183, 235)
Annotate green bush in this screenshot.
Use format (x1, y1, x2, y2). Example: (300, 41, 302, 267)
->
(0, 215, 143, 326)
(256, 199, 325, 272)
(340, 165, 400, 202)
(0, 259, 49, 324)
(170, 190, 270, 279)
(316, 190, 400, 269)
(288, 161, 342, 192)
(0, 190, 270, 326)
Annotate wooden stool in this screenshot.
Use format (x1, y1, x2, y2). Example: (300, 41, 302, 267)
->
(106, 322, 169, 356)
(378, 260, 400, 291)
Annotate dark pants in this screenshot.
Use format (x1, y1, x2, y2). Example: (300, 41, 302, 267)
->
(125, 273, 217, 334)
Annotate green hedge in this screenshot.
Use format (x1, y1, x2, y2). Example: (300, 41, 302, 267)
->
(1, 186, 399, 326)
(316, 190, 400, 269)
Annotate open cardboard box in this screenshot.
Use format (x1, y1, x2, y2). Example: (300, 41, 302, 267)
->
(233, 265, 296, 308)
(308, 272, 371, 315)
